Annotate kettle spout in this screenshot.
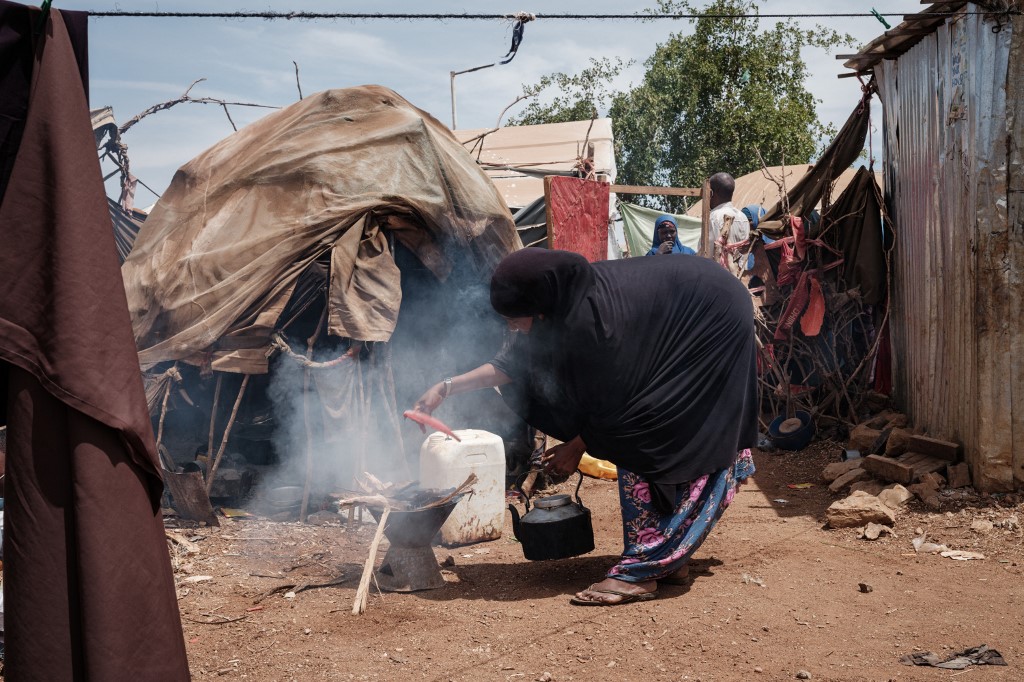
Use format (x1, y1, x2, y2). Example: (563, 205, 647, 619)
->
(507, 504, 522, 540)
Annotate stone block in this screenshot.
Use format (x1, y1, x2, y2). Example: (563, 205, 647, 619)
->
(822, 459, 863, 483)
(946, 462, 971, 489)
(848, 424, 882, 453)
(878, 484, 912, 509)
(826, 490, 896, 529)
(828, 468, 869, 493)
(885, 428, 914, 457)
(850, 480, 885, 496)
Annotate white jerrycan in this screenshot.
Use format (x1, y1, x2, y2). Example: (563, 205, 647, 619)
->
(419, 429, 505, 546)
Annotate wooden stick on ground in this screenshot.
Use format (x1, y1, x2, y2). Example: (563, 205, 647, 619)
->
(206, 374, 250, 494)
(352, 506, 389, 615)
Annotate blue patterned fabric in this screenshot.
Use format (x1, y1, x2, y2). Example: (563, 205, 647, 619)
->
(608, 450, 755, 582)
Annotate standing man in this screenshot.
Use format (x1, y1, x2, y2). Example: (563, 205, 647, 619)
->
(646, 215, 695, 256)
(707, 172, 750, 275)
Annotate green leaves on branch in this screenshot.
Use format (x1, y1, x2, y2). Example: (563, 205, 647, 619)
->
(507, 57, 632, 126)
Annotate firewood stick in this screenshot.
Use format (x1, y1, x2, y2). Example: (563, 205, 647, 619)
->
(206, 374, 249, 494)
(352, 506, 389, 615)
(155, 378, 173, 458)
(300, 368, 314, 522)
(300, 305, 329, 523)
(207, 373, 223, 459)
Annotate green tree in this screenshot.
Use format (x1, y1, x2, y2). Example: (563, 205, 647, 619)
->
(507, 57, 630, 126)
(512, 0, 854, 211)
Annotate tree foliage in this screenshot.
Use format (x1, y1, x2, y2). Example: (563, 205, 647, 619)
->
(507, 57, 630, 126)
(511, 0, 855, 210)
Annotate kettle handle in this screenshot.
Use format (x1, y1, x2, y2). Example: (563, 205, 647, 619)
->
(573, 470, 587, 508)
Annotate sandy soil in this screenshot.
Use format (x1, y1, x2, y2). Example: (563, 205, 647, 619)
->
(167, 444, 1024, 681)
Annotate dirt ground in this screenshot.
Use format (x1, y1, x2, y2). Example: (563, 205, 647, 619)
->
(169, 444, 1024, 682)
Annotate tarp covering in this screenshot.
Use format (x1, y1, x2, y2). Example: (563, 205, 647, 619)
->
(619, 202, 702, 257)
(821, 166, 888, 305)
(123, 85, 519, 371)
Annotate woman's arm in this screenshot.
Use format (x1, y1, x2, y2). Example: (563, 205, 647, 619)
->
(541, 436, 587, 477)
(413, 363, 512, 414)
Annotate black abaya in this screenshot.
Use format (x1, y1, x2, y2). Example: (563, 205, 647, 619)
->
(491, 249, 758, 489)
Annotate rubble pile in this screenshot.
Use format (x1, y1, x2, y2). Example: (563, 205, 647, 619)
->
(820, 408, 1017, 532)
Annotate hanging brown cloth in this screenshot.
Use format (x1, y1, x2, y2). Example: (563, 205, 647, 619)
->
(0, 2, 190, 679)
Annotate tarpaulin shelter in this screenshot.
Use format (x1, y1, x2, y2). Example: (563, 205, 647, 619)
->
(122, 86, 522, 502)
(125, 85, 519, 374)
(0, 1, 189, 678)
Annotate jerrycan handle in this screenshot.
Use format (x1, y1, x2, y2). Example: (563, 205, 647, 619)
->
(513, 470, 541, 512)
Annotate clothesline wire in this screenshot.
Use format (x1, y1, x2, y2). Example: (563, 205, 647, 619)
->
(81, 11, 1017, 20)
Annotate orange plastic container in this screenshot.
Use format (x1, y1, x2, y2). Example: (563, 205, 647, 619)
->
(578, 454, 618, 480)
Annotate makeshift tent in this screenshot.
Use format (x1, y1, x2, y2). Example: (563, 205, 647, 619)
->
(125, 85, 520, 373)
(122, 86, 523, 502)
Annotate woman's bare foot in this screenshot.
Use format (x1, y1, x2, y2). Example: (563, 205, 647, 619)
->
(571, 577, 657, 605)
(659, 565, 690, 585)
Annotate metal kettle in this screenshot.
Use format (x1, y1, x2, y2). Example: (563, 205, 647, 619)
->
(508, 472, 595, 561)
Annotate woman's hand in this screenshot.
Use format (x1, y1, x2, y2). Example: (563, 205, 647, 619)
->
(541, 436, 587, 477)
(413, 383, 446, 415)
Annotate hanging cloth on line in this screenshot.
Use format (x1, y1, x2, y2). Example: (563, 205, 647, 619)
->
(499, 15, 533, 64)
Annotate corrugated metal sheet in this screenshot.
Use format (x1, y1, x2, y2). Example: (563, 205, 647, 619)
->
(877, 5, 1019, 490)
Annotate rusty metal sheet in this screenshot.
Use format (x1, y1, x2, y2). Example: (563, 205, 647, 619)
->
(878, 8, 1019, 490)
(544, 176, 610, 262)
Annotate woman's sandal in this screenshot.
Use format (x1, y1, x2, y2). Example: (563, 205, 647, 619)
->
(569, 585, 658, 606)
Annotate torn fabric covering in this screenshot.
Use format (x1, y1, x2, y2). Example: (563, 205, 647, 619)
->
(619, 202, 702, 257)
(820, 166, 888, 305)
(0, 2, 189, 678)
(122, 85, 520, 372)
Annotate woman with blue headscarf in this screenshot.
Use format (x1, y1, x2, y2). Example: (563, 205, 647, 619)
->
(646, 215, 695, 256)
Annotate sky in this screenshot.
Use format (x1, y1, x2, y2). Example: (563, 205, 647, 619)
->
(55, 0, 924, 204)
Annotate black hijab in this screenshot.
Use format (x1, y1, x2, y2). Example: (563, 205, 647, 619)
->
(490, 248, 595, 318)
(490, 249, 758, 496)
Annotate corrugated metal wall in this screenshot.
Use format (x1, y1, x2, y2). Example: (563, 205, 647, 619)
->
(876, 6, 1020, 491)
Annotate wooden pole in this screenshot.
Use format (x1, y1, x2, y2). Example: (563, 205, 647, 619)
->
(607, 184, 701, 197)
(299, 303, 329, 523)
(352, 506, 389, 615)
(206, 373, 223, 459)
(155, 377, 173, 456)
(300, 369, 315, 522)
(699, 180, 712, 258)
(206, 374, 249, 494)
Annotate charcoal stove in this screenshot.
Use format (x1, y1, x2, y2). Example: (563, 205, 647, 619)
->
(366, 496, 463, 592)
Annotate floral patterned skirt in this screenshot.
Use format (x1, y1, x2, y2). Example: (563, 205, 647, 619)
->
(607, 449, 755, 583)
